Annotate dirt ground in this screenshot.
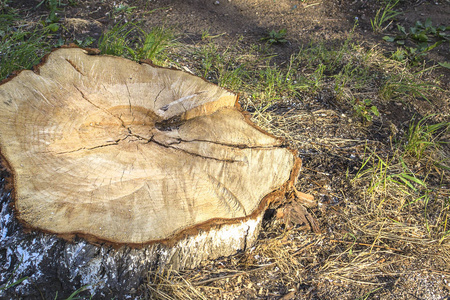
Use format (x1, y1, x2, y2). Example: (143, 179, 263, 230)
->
(4, 0, 450, 299)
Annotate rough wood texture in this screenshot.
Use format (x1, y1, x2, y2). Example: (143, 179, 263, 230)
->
(0, 47, 300, 297)
(0, 47, 296, 245)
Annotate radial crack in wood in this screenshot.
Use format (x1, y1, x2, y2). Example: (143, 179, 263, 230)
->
(0, 47, 300, 248)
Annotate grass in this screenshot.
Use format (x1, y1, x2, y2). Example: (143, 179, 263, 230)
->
(353, 115, 449, 239)
(380, 68, 439, 103)
(145, 269, 208, 299)
(98, 22, 175, 64)
(371, 0, 401, 34)
(0, 12, 55, 81)
(404, 115, 449, 160)
(0, 11, 175, 82)
(0, 259, 28, 292)
(97, 22, 136, 57)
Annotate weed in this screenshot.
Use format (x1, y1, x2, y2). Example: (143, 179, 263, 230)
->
(390, 47, 408, 62)
(309, 63, 326, 91)
(217, 64, 247, 91)
(355, 148, 424, 211)
(370, 0, 401, 34)
(351, 98, 380, 122)
(333, 52, 371, 102)
(192, 39, 262, 91)
(354, 116, 448, 238)
(37, 0, 62, 25)
(247, 54, 316, 112)
(74, 36, 95, 48)
(113, 3, 137, 15)
(384, 18, 449, 63)
(261, 28, 288, 44)
(296, 20, 358, 75)
(197, 43, 219, 78)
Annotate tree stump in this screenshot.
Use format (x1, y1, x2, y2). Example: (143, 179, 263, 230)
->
(0, 47, 301, 298)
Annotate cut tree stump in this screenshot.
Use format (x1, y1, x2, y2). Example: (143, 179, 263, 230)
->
(0, 47, 304, 298)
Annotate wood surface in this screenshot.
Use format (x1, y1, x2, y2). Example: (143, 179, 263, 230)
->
(0, 47, 298, 245)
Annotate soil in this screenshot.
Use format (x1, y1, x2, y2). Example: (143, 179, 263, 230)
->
(2, 0, 450, 299)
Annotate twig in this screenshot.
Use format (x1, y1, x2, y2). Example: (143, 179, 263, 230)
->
(329, 239, 403, 252)
(304, 2, 320, 8)
(193, 263, 276, 286)
(419, 269, 450, 277)
(329, 274, 388, 286)
(291, 241, 316, 256)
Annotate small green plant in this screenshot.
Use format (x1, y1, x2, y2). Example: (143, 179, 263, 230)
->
(194, 41, 243, 86)
(51, 285, 91, 300)
(402, 18, 448, 43)
(197, 43, 220, 78)
(261, 28, 288, 44)
(383, 18, 449, 63)
(217, 64, 247, 90)
(309, 63, 326, 91)
(390, 47, 408, 62)
(352, 98, 380, 122)
(370, 0, 401, 34)
(113, 3, 137, 15)
(37, 0, 62, 25)
(74, 36, 95, 48)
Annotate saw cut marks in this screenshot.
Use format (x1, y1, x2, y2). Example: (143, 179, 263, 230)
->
(0, 47, 297, 245)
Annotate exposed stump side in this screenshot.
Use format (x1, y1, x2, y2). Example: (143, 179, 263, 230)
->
(0, 47, 301, 298)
